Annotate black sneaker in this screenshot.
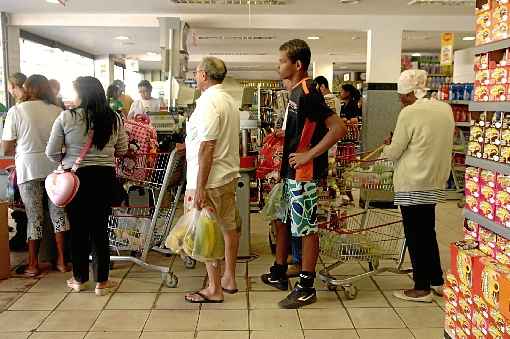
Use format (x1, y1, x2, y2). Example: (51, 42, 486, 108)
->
(278, 283, 317, 309)
(261, 273, 289, 291)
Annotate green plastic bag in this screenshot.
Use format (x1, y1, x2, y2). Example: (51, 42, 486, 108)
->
(260, 182, 288, 221)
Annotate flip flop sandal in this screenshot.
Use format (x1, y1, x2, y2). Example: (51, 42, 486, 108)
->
(185, 291, 224, 304)
(23, 269, 41, 278)
(222, 287, 239, 294)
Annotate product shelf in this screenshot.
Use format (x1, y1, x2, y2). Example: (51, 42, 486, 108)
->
(473, 38, 510, 55)
(465, 156, 510, 175)
(455, 122, 471, 127)
(469, 101, 510, 112)
(449, 100, 471, 105)
(464, 209, 510, 241)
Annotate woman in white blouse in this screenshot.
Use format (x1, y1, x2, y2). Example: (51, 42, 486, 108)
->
(128, 80, 160, 119)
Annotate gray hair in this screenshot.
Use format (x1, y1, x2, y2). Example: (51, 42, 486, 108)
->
(199, 57, 227, 83)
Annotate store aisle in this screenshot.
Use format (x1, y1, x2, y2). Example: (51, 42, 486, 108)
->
(0, 202, 463, 339)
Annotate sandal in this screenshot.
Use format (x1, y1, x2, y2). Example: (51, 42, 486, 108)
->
(185, 291, 224, 304)
(95, 281, 118, 296)
(67, 278, 85, 292)
(23, 269, 40, 278)
(222, 287, 239, 295)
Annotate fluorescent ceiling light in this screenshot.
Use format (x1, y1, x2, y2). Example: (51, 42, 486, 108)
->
(412, 53, 422, 56)
(307, 36, 320, 40)
(463, 36, 476, 41)
(46, 0, 60, 3)
(114, 36, 130, 41)
(338, 0, 360, 4)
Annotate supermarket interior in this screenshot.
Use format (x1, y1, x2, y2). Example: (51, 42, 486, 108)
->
(1, 0, 510, 339)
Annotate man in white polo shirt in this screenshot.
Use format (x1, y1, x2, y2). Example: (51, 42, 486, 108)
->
(184, 57, 241, 303)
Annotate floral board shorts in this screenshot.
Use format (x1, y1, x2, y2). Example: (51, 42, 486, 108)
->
(184, 179, 241, 233)
(284, 179, 319, 237)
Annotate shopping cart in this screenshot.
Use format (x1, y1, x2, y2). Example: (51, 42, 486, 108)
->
(108, 149, 189, 288)
(318, 149, 411, 300)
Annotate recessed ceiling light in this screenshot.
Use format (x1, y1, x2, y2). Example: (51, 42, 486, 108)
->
(463, 36, 476, 41)
(307, 36, 320, 40)
(412, 53, 422, 57)
(46, 0, 60, 3)
(351, 36, 361, 40)
(338, 0, 360, 4)
(114, 36, 130, 41)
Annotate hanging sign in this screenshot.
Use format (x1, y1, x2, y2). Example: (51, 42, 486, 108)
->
(441, 32, 454, 66)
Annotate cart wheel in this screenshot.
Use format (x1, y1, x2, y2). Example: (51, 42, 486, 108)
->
(163, 272, 179, 288)
(343, 285, 358, 300)
(327, 283, 337, 291)
(368, 259, 380, 271)
(183, 256, 196, 269)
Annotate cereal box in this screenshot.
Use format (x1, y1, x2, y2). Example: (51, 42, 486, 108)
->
(500, 146, 510, 163)
(492, 67, 510, 84)
(495, 206, 510, 227)
(451, 243, 486, 288)
(474, 256, 510, 309)
(479, 199, 496, 220)
(481, 170, 498, 187)
(475, 84, 491, 101)
(465, 219, 481, 242)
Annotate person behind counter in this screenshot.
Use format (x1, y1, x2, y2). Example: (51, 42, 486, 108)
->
(340, 84, 362, 121)
(106, 84, 123, 114)
(2, 74, 69, 277)
(112, 80, 133, 118)
(382, 69, 454, 303)
(128, 80, 160, 119)
(46, 76, 128, 296)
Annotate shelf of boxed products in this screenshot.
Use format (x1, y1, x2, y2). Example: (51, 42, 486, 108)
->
(469, 101, 510, 112)
(456, 121, 471, 127)
(449, 100, 471, 105)
(466, 155, 510, 175)
(464, 208, 510, 241)
(474, 38, 510, 55)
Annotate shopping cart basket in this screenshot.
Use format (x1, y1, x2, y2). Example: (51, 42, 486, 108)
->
(108, 149, 187, 288)
(318, 208, 411, 299)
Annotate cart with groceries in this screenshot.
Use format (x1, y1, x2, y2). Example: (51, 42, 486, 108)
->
(107, 148, 189, 288)
(318, 146, 411, 300)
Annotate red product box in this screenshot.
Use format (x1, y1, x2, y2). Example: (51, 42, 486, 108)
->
(445, 313, 458, 339)
(474, 294, 491, 319)
(466, 179, 481, 198)
(467, 193, 480, 213)
(497, 274, 510, 328)
(495, 206, 510, 227)
(484, 144, 501, 161)
(474, 256, 510, 309)
(500, 128, 510, 146)
(500, 146, 510, 163)
(491, 84, 509, 101)
(478, 69, 492, 86)
(494, 21, 510, 41)
(477, 0, 491, 13)
(497, 174, 510, 193)
(473, 308, 492, 334)
(479, 227, 498, 257)
(492, 67, 510, 84)
(478, 27, 493, 46)
(481, 169, 498, 187)
(451, 243, 486, 288)
(481, 184, 498, 204)
(479, 198, 497, 220)
(478, 10, 493, 28)
(495, 190, 510, 208)
(466, 167, 481, 182)
(445, 285, 459, 307)
(465, 219, 481, 242)
(460, 297, 475, 320)
(493, 3, 510, 23)
(459, 313, 474, 337)
(490, 307, 509, 335)
(447, 272, 460, 287)
(478, 53, 490, 69)
(475, 84, 491, 101)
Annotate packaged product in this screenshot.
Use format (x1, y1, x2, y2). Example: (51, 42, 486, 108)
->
(497, 174, 510, 192)
(474, 256, 510, 309)
(478, 53, 490, 69)
(500, 146, 510, 163)
(497, 274, 510, 321)
(493, 21, 510, 41)
(459, 297, 474, 320)
(486, 127, 502, 144)
(445, 301, 458, 316)
(466, 167, 481, 182)
(477, 0, 491, 13)
(470, 125, 485, 142)
(468, 141, 484, 158)
(492, 67, 509, 84)
(495, 190, 510, 208)
(475, 84, 491, 101)
(473, 308, 491, 334)
(458, 313, 473, 336)
(481, 169, 498, 187)
(465, 219, 480, 242)
(474, 294, 491, 319)
(478, 69, 492, 85)
(481, 184, 497, 202)
(490, 307, 508, 335)
(445, 313, 458, 339)
(490, 84, 508, 101)
(466, 179, 481, 197)
(460, 282, 475, 302)
(447, 272, 460, 287)
(451, 242, 486, 288)
(493, 4, 510, 23)
(480, 226, 498, 248)
(495, 206, 510, 227)
(484, 144, 501, 161)
(500, 128, 510, 145)
(467, 194, 480, 212)
(445, 285, 459, 306)
(478, 10, 492, 27)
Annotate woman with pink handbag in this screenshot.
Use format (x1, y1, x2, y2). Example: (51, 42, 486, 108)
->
(2, 74, 69, 277)
(46, 76, 128, 296)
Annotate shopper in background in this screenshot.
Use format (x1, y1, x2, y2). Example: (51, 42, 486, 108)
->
(382, 69, 454, 303)
(2, 74, 69, 277)
(314, 76, 341, 116)
(6, 72, 28, 252)
(128, 80, 160, 119)
(46, 76, 128, 296)
(49, 79, 66, 110)
(112, 80, 133, 118)
(340, 84, 362, 121)
(0, 102, 7, 112)
(261, 39, 346, 309)
(106, 84, 124, 114)
(184, 57, 241, 303)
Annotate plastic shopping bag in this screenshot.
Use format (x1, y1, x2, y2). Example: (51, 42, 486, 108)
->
(166, 208, 225, 262)
(260, 182, 287, 221)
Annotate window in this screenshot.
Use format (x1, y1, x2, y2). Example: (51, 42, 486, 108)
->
(20, 38, 94, 102)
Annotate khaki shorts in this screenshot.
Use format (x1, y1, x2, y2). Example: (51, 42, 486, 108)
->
(185, 179, 241, 233)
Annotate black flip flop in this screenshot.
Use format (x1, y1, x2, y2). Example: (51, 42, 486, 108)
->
(185, 291, 224, 304)
(222, 287, 239, 294)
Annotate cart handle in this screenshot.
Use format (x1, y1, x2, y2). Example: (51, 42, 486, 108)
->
(318, 218, 402, 235)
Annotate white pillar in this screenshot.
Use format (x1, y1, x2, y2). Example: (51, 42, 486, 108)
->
(312, 58, 334, 90)
(366, 26, 403, 83)
(94, 55, 114, 91)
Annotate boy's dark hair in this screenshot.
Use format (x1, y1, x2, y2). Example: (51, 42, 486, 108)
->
(314, 76, 329, 89)
(279, 39, 311, 72)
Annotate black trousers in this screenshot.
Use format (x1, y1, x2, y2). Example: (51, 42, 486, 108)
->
(66, 166, 115, 284)
(400, 204, 444, 291)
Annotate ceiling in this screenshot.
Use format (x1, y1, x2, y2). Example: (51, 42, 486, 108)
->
(2, 0, 474, 16)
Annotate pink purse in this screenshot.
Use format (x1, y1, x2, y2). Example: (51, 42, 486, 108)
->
(45, 131, 94, 208)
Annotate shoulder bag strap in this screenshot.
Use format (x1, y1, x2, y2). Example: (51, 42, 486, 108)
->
(71, 130, 94, 172)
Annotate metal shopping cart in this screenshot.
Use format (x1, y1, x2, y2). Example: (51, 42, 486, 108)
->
(318, 150, 411, 300)
(108, 149, 189, 288)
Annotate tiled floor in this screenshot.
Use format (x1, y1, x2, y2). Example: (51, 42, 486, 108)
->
(0, 201, 463, 339)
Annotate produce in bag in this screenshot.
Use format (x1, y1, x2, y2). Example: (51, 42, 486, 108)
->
(169, 208, 225, 262)
(260, 182, 287, 221)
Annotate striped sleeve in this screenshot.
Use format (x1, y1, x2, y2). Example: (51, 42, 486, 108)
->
(394, 189, 447, 206)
